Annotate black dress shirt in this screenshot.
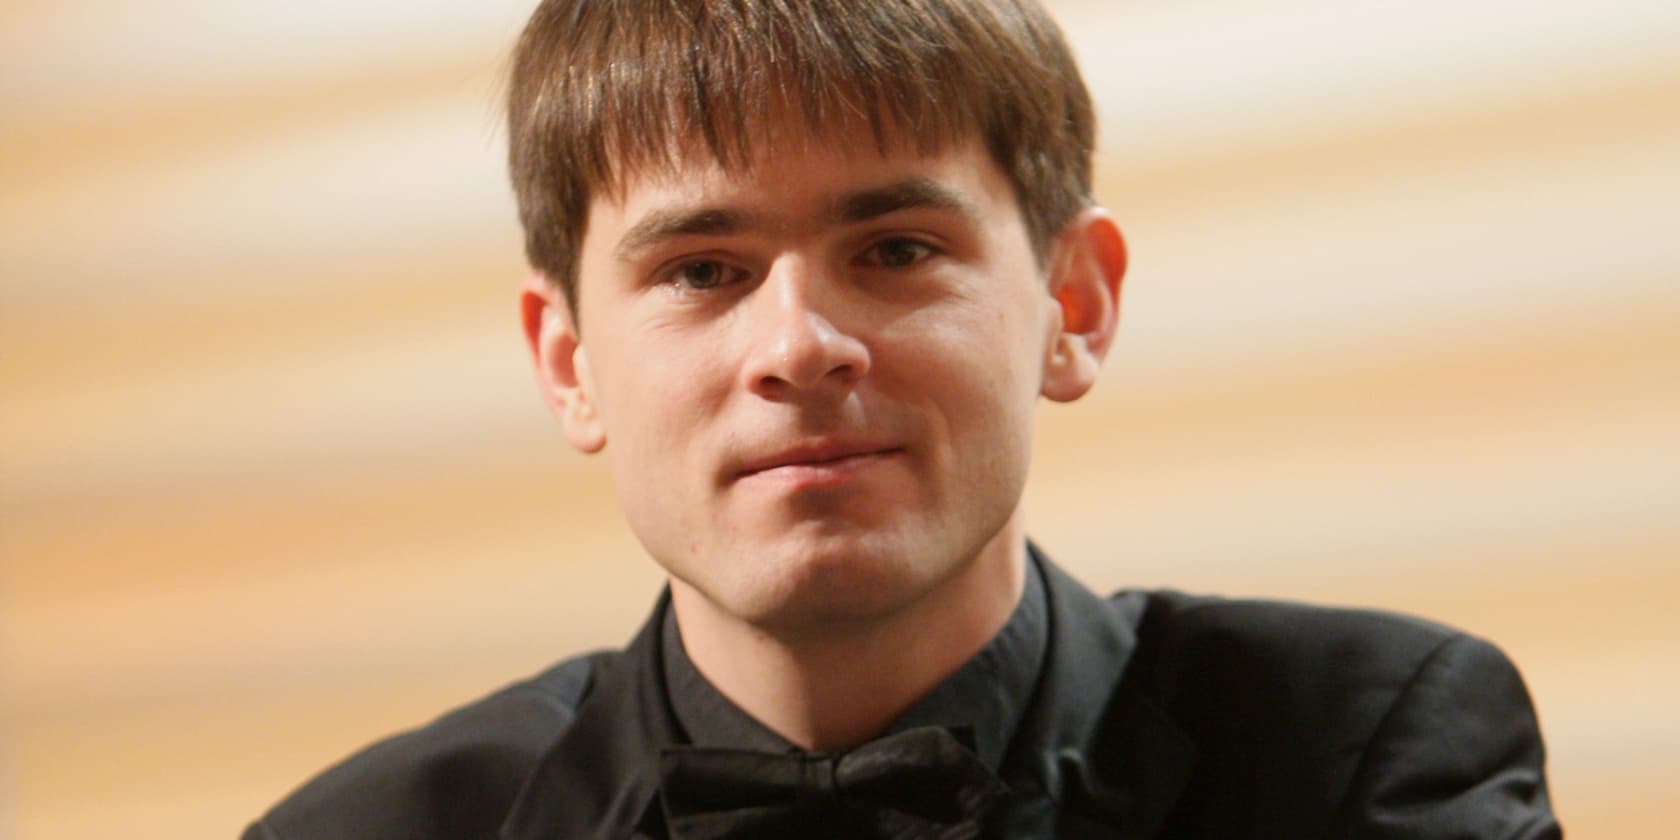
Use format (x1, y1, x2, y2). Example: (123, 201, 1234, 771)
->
(660, 553, 1047, 771)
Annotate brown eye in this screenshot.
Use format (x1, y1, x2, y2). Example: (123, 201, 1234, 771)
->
(861, 238, 936, 269)
(671, 260, 739, 290)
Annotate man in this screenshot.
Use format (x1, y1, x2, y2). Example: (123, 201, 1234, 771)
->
(245, 1, 1559, 837)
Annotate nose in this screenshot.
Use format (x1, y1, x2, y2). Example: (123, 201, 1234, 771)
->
(740, 258, 871, 399)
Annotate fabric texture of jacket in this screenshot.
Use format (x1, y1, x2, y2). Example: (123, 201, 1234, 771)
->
(244, 556, 1559, 839)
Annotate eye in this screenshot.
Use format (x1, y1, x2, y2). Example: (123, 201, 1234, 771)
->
(857, 237, 938, 269)
(666, 259, 747, 291)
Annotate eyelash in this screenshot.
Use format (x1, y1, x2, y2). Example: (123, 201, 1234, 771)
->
(657, 236, 943, 294)
(855, 237, 941, 269)
(663, 259, 750, 292)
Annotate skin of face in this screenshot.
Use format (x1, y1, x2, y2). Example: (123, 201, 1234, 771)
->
(522, 126, 1125, 640)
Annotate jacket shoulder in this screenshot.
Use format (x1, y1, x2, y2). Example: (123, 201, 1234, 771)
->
(244, 653, 602, 840)
(1123, 589, 1464, 684)
(1118, 589, 1481, 742)
(1115, 590, 1556, 838)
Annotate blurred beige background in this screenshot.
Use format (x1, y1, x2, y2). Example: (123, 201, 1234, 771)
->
(3, 0, 1677, 837)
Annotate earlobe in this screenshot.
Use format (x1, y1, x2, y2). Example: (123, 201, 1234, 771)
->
(520, 274, 606, 453)
(1041, 208, 1127, 403)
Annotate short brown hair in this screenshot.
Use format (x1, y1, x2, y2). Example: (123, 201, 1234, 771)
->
(507, 0, 1095, 316)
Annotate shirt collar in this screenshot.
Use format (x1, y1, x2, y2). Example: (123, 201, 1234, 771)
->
(499, 544, 1179, 839)
(661, 600, 796, 753)
(661, 549, 1050, 770)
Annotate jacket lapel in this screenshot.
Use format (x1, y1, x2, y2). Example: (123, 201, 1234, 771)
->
(1003, 555, 1198, 839)
(500, 594, 679, 840)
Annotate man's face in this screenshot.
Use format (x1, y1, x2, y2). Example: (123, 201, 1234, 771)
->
(528, 127, 1115, 631)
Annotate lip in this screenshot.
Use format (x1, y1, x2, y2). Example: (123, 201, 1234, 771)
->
(731, 440, 903, 488)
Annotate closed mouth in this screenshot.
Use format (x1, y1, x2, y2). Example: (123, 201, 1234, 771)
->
(733, 442, 902, 481)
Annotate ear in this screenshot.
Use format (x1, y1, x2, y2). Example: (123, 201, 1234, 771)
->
(520, 273, 606, 453)
(1041, 207, 1127, 403)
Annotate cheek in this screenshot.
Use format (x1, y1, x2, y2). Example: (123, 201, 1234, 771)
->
(883, 302, 1040, 450)
(594, 340, 724, 466)
(904, 282, 1048, 391)
(599, 352, 721, 551)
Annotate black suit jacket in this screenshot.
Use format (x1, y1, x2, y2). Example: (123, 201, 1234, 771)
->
(245, 559, 1559, 838)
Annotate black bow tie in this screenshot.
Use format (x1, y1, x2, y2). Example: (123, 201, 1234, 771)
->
(656, 725, 1010, 839)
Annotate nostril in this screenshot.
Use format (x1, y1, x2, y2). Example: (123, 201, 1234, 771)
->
(739, 283, 872, 395)
(745, 337, 870, 398)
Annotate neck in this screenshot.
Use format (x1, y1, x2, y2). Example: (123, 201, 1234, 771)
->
(668, 516, 1028, 751)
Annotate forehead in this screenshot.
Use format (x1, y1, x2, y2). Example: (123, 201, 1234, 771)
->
(585, 125, 1020, 237)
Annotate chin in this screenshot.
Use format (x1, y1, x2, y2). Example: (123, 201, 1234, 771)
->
(719, 530, 944, 630)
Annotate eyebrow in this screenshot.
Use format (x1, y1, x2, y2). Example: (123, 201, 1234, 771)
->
(829, 178, 981, 226)
(612, 177, 980, 262)
(614, 207, 756, 262)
